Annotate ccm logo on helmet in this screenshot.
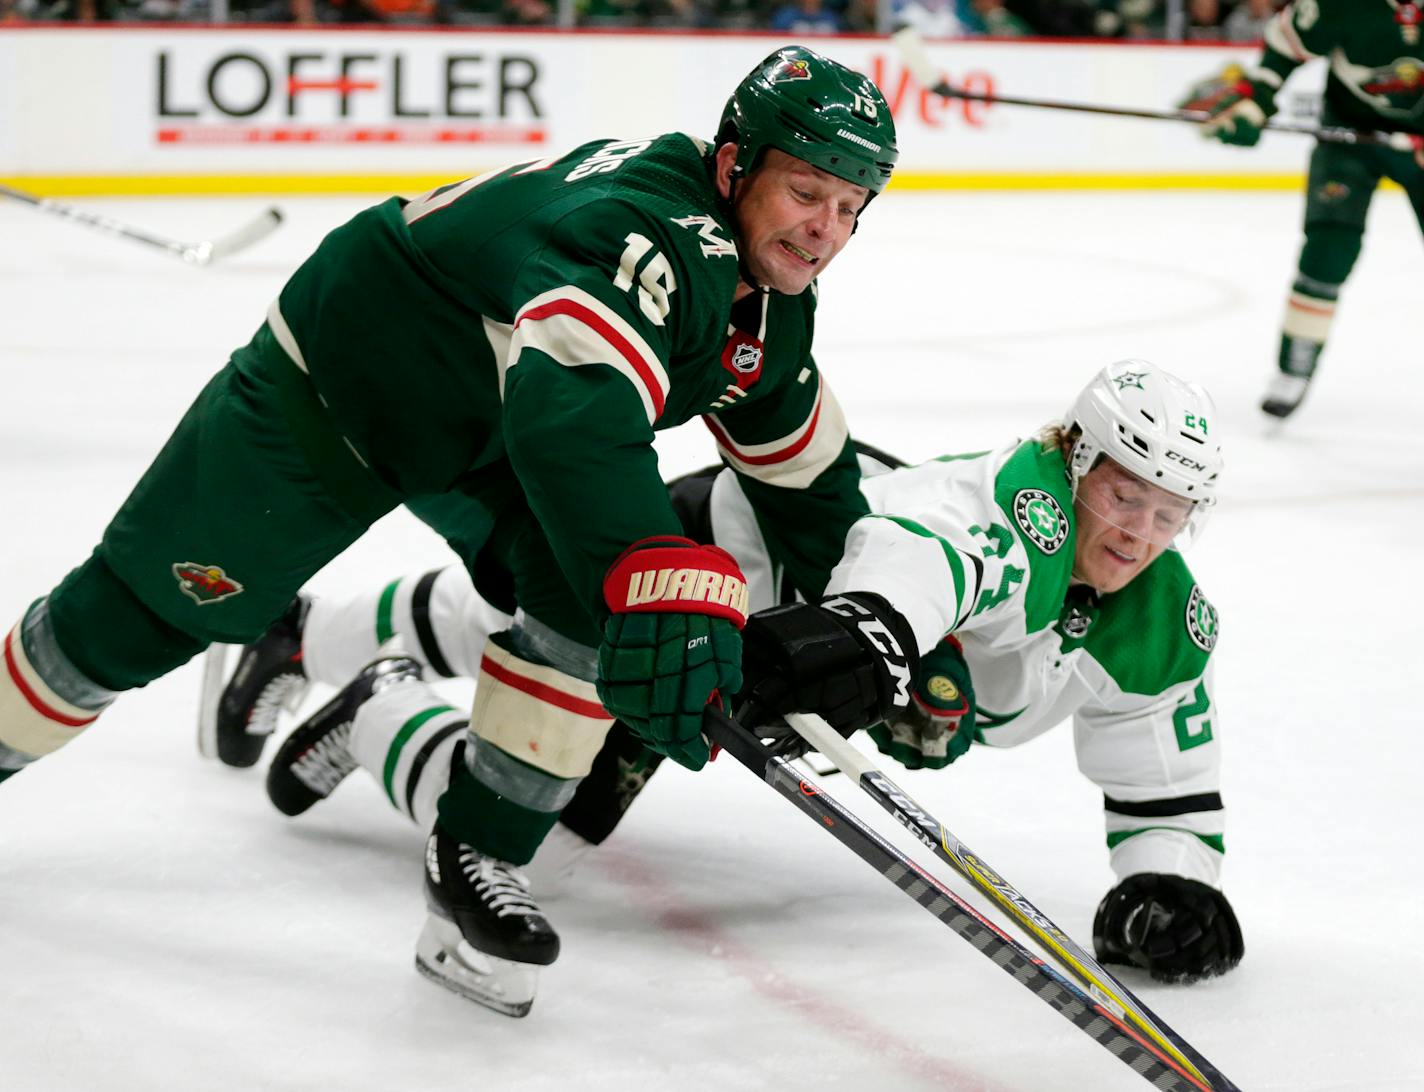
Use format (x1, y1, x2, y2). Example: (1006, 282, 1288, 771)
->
(1166, 450, 1208, 472)
(835, 128, 882, 153)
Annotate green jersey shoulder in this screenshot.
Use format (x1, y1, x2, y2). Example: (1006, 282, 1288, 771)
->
(1086, 550, 1218, 697)
(989, 439, 1076, 633)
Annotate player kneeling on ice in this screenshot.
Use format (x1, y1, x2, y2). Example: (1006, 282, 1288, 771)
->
(223, 360, 1242, 995)
(0, 46, 904, 1018)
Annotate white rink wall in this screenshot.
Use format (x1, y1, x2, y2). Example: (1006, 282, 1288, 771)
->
(0, 29, 1326, 193)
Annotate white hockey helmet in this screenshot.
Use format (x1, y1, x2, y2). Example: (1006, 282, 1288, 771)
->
(1064, 359, 1222, 547)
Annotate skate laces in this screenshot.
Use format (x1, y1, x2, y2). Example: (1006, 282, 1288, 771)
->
(247, 670, 307, 736)
(462, 851, 545, 920)
(293, 722, 357, 793)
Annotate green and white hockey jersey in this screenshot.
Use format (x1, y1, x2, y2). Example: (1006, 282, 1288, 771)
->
(1261, 0, 1424, 135)
(815, 440, 1225, 887)
(265, 132, 864, 622)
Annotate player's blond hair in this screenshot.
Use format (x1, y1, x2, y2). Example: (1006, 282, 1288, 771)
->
(1037, 423, 1080, 460)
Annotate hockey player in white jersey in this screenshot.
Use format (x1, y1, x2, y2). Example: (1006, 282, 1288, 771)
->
(213, 358, 1242, 996)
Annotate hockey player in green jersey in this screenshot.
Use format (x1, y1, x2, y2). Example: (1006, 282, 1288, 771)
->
(242, 359, 1242, 988)
(0, 46, 920, 1014)
(1186, 0, 1424, 418)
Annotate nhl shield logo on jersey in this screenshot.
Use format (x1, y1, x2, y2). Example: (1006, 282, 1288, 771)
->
(172, 562, 244, 606)
(1013, 489, 1069, 554)
(720, 330, 764, 390)
(1061, 607, 1092, 639)
(1185, 585, 1219, 652)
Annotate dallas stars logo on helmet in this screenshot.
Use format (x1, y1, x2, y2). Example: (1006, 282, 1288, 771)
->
(1013, 489, 1069, 555)
(1185, 585, 1218, 652)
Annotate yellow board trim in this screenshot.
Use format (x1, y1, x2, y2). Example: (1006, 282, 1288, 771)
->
(2, 171, 1403, 197)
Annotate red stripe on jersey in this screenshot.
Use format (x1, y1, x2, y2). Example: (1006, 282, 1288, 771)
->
(479, 653, 610, 720)
(3, 630, 97, 729)
(705, 388, 823, 466)
(516, 298, 666, 419)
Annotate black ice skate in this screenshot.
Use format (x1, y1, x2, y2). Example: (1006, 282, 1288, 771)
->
(1261, 337, 1322, 420)
(199, 596, 312, 768)
(415, 819, 560, 1018)
(1260, 372, 1314, 419)
(266, 655, 422, 816)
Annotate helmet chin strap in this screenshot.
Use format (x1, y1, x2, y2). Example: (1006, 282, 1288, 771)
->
(723, 166, 768, 295)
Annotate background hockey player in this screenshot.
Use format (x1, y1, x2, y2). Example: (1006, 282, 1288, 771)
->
(1185, 0, 1424, 418)
(237, 360, 1243, 988)
(0, 46, 920, 1014)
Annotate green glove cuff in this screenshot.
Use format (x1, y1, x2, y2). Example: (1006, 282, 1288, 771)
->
(916, 639, 975, 716)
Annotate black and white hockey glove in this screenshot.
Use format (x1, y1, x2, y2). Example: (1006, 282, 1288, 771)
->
(736, 592, 918, 754)
(1092, 873, 1244, 984)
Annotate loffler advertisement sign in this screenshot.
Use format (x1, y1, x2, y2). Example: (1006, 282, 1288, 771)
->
(0, 29, 1325, 191)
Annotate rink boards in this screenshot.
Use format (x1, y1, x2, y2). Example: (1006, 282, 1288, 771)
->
(0, 28, 1328, 195)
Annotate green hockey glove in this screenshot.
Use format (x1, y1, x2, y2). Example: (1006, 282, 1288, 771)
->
(867, 636, 976, 770)
(597, 537, 747, 772)
(1182, 66, 1279, 148)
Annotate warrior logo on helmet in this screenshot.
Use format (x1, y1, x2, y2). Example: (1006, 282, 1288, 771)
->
(173, 562, 245, 605)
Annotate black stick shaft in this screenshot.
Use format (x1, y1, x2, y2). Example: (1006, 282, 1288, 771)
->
(928, 82, 1397, 147)
(704, 710, 1219, 1092)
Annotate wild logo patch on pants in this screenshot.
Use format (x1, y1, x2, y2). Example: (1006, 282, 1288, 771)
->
(1316, 180, 1351, 203)
(172, 562, 245, 605)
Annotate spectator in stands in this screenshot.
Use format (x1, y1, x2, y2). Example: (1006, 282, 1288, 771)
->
(1001, 0, 1090, 35)
(1093, 0, 1164, 38)
(767, 0, 842, 34)
(1185, 0, 1222, 40)
(1221, 0, 1277, 42)
(840, 0, 878, 32)
(577, 0, 643, 23)
(437, 0, 550, 21)
(6, 0, 105, 17)
(892, 0, 968, 37)
(967, 0, 1030, 35)
(705, 0, 761, 27)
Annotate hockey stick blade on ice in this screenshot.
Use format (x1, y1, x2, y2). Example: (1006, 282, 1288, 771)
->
(785, 711, 1239, 1092)
(892, 26, 1412, 151)
(0, 183, 283, 265)
(703, 708, 1222, 1092)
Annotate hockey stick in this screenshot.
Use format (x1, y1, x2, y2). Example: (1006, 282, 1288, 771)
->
(785, 711, 1239, 1092)
(702, 708, 1222, 1092)
(892, 26, 1413, 151)
(0, 183, 283, 265)
(196, 643, 233, 760)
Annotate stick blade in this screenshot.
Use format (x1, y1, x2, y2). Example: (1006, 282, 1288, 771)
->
(189, 206, 284, 265)
(196, 642, 232, 759)
(891, 26, 945, 94)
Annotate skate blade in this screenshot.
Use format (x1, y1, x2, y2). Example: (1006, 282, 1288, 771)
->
(414, 914, 538, 1018)
(197, 644, 233, 760)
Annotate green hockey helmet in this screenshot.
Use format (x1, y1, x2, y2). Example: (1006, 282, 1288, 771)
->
(717, 46, 899, 199)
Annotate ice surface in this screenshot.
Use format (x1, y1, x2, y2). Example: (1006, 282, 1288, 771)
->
(2, 187, 1421, 1091)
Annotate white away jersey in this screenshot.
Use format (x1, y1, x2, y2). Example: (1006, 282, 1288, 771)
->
(720, 439, 1227, 887)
